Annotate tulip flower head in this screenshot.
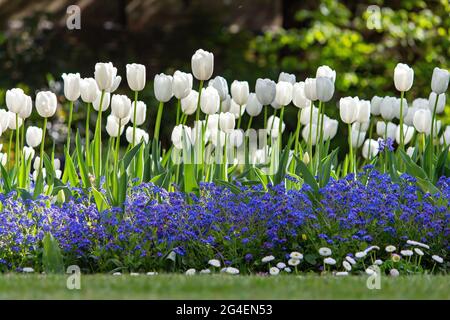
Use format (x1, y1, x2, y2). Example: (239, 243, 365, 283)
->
(316, 77, 334, 102)
(274, 81, 293, 106)
(173, 70, 193, 99)
(130, 101, 147, 126)
(304, 78, 318, 101)
(7, 112, 23, 130)
(154, 73, 173, 103)
(255, 78, 276, 105)
(19, 95, 33, 120)
(80, 78, 99, 103)
(62, 73, 81, 101)
(428, 92, 446, 114)
(292, 82, 310, 109)
(208, 76, 228, 101)
(126, 126, 149, 144)
(396, 124, 415, 145)
(394, 63, 414, 92)
(111, 94, 131, 120)
(231, 80, 250, 106)
(413, 109, 432, 134)
(245, 93, 263, 117)
(95, 62, 119, 91)
(431, 67, 449, 94)
(106, 115, 125, 137)
(181, 90, 199, 115)
(362, 139, 379, 159)
(278, 72, 296, 84)
(316, 65, 336, 83)
(26, 126, 43, 148)
(35, 91, 57, 118)
(219, 112, 235, 133)
(126, 63, 146, 91)
(6, 88, 27, 114)
(370, 96, 382, 116)
(200, 87, 220, 115)
(339, 96, 359, 124)
(92, 91, 111, 112)
(191, 49, 214, 81)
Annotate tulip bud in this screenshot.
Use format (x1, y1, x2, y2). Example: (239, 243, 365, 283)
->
(107, 75, 122, 93)
(6, 88, 26, 114)
(95, 62, 118, 91)
(111, 94, 131, 120)
(80, 78, 99, 103)
(302, 123, 318, 145)
(245, 93, 263, 117)
(33, 168, 46, 182)
(26, 126, 43, 148)
(428, 92, 446, 114)
(376, 121, 397, 139)
(267, 115, 285, 138)
(292, 82, 310, 109)
(172, 124, 192, 149)
(394, 63, 414, 92)
(440, 126, 450, 145)
(413, 109, 431, 134)
(255, 78, 276, 105)
(431, 67, 449, 94)
(173, 70, 193, 99)
(54, 158, 61, 171)
(62, 73, 81, 101)
(304, 78, 318, 101)
(231, 80, 249, 105)
(370, 96, 382, 116)
(316, 65, 336, 83)
(7, 111, 23, 130)
(126, 63, 146, 91)
(396, 124, 414, 145)
(35, 91, 57, 118)
(207, 114, 219, 132)
(18, 95, 32, 120)
(209, 128, 226, 147)
(219, 112, 235, 133)
(316, 77, 334, 102)
(323, 118, 338, 140)
(380, 96, 396, 121)
(302, 152, 310, 165)
(229, 99, 245, 119)
(339, 96, 359, 124)
(92, 91, 111, 112)
(130, 101, 147, 126)
(181, 90, 198, 115)
(22, 146, 35, 161)
(0, 110, 9, 133)
(208, 76, 228, 101)
(126, 126, 149, 144)
(356, 100, 371, 123)
(191, 49, 214, 81)
(362, 139, 379, 159)
(351, 129, 366, 148)
(221, 94, 231, 112)
(154, 73, 173, 102)
(406, 146, 415, 157)
(300, 106, 318, 125)
(274, 81, 293, 106)
(0, 152, 6, 166)
(278, 72, 296, 84)
(106, 115, 125, 137)
(228, 129, 244, 147)
(200, 87, 220, 115)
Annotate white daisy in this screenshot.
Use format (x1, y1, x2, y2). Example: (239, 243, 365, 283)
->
(225, 267, 240, 275)
(374, 259, 383, 265)
(22, 267, 35, 273)
(185, 268, 196, 275)
(414, 248, 424, 256)
(342, 261, 352, 271)
(364, 245, 380, 253)
(208, 259, 221, 267)
(200, 269, 211, 274)
(432, 255, 443, 263)
(355, 251, 367, 259)
(262, 255, 275, 263)
(130, 272, 139, 276)
(319, 247, 332, 257)
(146, 272, 158, 276)
(290, 252, 303, 260)
(276, 262, 286, 269)
(112, 272, 121, 276)
(391, 254, 401, 262)
(385, 245, 396, 253)
(345, 256, 356, 265)
(406, 240, 430, 250)
(400, 250, 413, 257)
(288, 258, 300, 266)
(269, 267, 280, 276)
(335, 271, 348, 276)
(389, 268, 400, 277)
(324, 257, 336, 265)
(284, 267, 292, 273)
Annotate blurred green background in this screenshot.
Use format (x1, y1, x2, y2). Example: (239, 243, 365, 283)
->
(0, 0, 449, 152)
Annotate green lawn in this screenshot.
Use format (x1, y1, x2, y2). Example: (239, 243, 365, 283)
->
(0, 274, 448, 299)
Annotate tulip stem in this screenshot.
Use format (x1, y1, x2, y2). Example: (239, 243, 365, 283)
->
(67, 100, 74, 152)
(154, 101, 164, 142)
(308, 101, 314, 171)
(39, 117, 48, 175)
(263, 105, 268, 128)
(195, 80, 204, 122)
(85, 102, 91, 167)
(237, 105, 243, 129)
(114, 118, 122, 175)
(94, 90, 105, 181)
(278, 106, 285, 151)
(348, 123, 354, 175)
(175, 98, 181, 125)
(429, 94, 439, 179)
(8, 130, 13, 169)
(247, 116, 253, 131)
(15, 114, 20, 173)
(399, 91, 405, 150)
(132, 91, 138, 146)
(294, 109, 301, 155)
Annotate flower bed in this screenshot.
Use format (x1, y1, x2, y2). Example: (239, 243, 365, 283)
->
(1, 168, 448, 275)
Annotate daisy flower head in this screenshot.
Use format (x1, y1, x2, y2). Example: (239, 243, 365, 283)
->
(355, 251, 367, 259)
(385, 245, 396, 253)
(390, 269, 400, 277)
(400, 250, 413, 257)
(276, 262, 286, 269)
(284, 267, 292, 273)
(414, 248, 424, 256)
(335, 271, 348, 276)
(343, 261, 352, 271)
(262, 255, 275, 263)
(269, 267, 280, 276)
(406, 240, 430, 250)
(185, 268, 196, 275)
(345, 256, 356, 265)
(225, 267, 240, 275)
(324, 257, 336, 265)
(319, 247, 332, 257)
(391, 254, 401, 262)
(290, 252, 303, 260)
(432, 255, 443, 264)
(200, 269, 211, 274)
(208, 259, 221, 267)
(288, 258, 300, 266)
(374, 259, 383, 265)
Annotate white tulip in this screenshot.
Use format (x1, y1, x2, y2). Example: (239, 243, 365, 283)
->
(440, 126, 450, 145)
(300, 106, 318, 125)
(339, 96, 359, 124)
(394, 63, 414, 92)
(35, 91, 57, 118)
(352, 122, 369, 132)
(171, 124, 193, 149)
(0, 152, 6, 166)
(228, 129, 244, 147)
(292, 82, 310, 109)
(6, 88, 26, 114)
(278, 72, 296, 84)
(270, 100, 282, 110)
(396, 124, 414, 145)
(356, 100, 371, 123)
(32, 168, 46, 182)
(229, 99, 245, 119)
(428, 92, 446, 114)
(173, 70, 193, 99)
(393, 98, 407, 119)
(412, 98, 429, 110)
(208, 76, 228, 101)
(107, 75, 121, 93)
(207, 114, 219, 132)
(431, 67, 449, 94)
(62, 73, 81, 101)
(209, 129, 226, 147)
(111, 94, 131, 119)
(255, 78, 276, 105)
(54, 158, 61, 170)
(351, 129, 366, 148)
(406, 146, 415, 157)
(231, 80, 249, 105)
(94, 62, 118, 91)
(7, 112, 23, 130)
(26, 126, 43, 148)
(370, 96, 382, 116)
(106, 115, 125, 137)
(316, 65, 336, 83)
(316, 77, 334, 102)
(362, 139, 379, 159)
(274, 81, 293, 106)
(22, 146, 35, 161)
(126, 126, 148, 144)
(376, 121, 397, 139)
(80, 78, 99, 103)
(126, 63, 146, 91)
(267, 115, 285, 138)
(302, 124, 318, 145)
(130, 101, 146, 126)
(323, 118, 338, 140)
(304, 78, 318, 101)
(221, 94, 231, 112)
(380, 96, 396, 121)
(181, 90, 198, 115)
(19, 95, 33, 119)
(404, 106, 418, 126)
(219, 112, 235, 133)
(200, 87, 220, 115)
(413, 109, 431, 134)
(92, 91, 111, 111)
(0, 110, 9, 133)
(245, 93, 263, 117)
(154, 73, 173, 102)
(191, 49, 214, 80)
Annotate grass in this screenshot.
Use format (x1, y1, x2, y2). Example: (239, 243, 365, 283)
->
(0, 274, 448, 299)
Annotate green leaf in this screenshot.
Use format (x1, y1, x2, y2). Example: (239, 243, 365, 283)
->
(296, 158, 319, 194)
(214, 179, 241, 194)
(123, 142, 143, 170)
(75, 131, 90, 188)
(62, 153, 79, 186)
(42, 232, 64, 274)
(92, 187, 110, 212)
